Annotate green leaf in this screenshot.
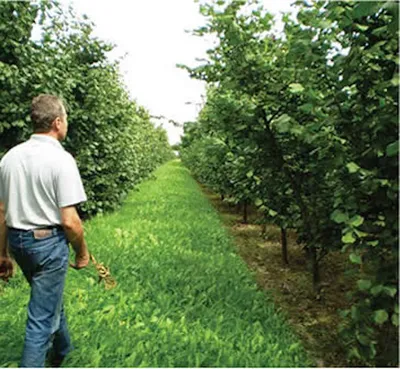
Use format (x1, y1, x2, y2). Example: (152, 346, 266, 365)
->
(391, 74, 399, 86)
(354, 229, 368, 238)
(254, 198, 263, 207)
(351, 306, 360, 320)
(331, 210, 348, 224)
(346, 162, 360, 173)
(372, 26, 388, 37)
(289, 83, 304, 94)
(11, 120, 26, 128)
(268, 209, 278, 217)
(357, 279, 372, 291)
(355, 24, 369, 32)
(371, 285, 383, 296)
(236, 124, 247, 131)
(290, 124, 304, 136)
(391, 313, 399, 327)
(246, 170, 254, 178)
(383, 286, 398, 298)
(349, 215, 364, 227)
(273, 114, 291, 133)
(374, 310, 389, 325)
(356, 333, 371, 346)
(319, 19, 332, 29)
(349, 347, 362, 360)
(349, 252, 362, 264)
(299, 103, 313, 113)
(386, 141, 398, 157)
(353, 2, 380, 19)
(343, 232, 356, 244)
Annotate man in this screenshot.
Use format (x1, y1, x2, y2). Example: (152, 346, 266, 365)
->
(0, 94, 90, 367)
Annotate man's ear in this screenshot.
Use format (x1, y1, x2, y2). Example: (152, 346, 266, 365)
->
(52, 117, 62, 131)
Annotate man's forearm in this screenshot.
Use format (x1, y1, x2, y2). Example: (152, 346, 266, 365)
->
(63, 219, 88, 257)
(0, 221, 8, 258)
(0, 202, 8, 258)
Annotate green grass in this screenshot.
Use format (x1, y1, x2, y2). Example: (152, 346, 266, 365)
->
(0, 160, 311, 367)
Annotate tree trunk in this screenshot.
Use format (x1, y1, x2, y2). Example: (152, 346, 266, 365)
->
(261, 223, 267, 238)
(220, 194, 225, 201)
(281, 227, 289, 265)
(310, 248, 320, 292)
(243, 200, 248, 224)
(260, 108, 319, 286)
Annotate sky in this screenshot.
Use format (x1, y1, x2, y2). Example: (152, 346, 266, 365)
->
(62, 0, 295, 145)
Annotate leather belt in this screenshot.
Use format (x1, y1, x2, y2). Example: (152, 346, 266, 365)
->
(8, 225, 63, 232)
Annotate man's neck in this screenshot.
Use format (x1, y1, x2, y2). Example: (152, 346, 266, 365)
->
(33, 132, 61, 142)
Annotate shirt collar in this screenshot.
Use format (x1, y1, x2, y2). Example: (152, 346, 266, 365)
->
(30, 134, 64, 150)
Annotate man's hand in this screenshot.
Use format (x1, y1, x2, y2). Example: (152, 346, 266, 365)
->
(70, 251, 90, 270)
(0, 256, 13, 282)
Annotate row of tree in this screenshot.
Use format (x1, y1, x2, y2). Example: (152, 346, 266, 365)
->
(0, 1, 174, 217)
(180, 0, 398, 365)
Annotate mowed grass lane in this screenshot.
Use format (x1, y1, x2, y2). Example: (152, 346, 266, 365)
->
(0, 160, 310, 367)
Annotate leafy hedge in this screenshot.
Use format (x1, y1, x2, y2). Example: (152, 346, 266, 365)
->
(180, 0, 398, 366)
(0, 1, 174, 216)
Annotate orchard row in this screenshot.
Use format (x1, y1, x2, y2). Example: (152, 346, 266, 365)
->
(180, 0, 398, 365)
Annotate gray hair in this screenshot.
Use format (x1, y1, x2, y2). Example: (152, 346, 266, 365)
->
(30, 94, 66, 133)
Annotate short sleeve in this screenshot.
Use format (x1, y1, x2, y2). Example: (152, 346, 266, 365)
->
(56, 153, 87, 208)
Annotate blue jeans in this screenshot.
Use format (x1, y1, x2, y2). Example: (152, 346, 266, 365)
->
(8, 227, 72, 367)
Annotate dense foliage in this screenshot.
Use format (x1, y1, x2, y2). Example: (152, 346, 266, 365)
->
(0, 1, 174, 216)
(0, 161, 310, 367)
(180, 0, 398, 365)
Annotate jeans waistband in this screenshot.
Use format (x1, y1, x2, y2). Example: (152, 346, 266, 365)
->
(8, 225, 63, 232)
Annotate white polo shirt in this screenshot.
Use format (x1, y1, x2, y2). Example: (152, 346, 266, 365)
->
(0, 134, 87, 230)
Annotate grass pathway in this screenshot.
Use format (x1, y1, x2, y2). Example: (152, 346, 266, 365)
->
(0, 160, 310, 367)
